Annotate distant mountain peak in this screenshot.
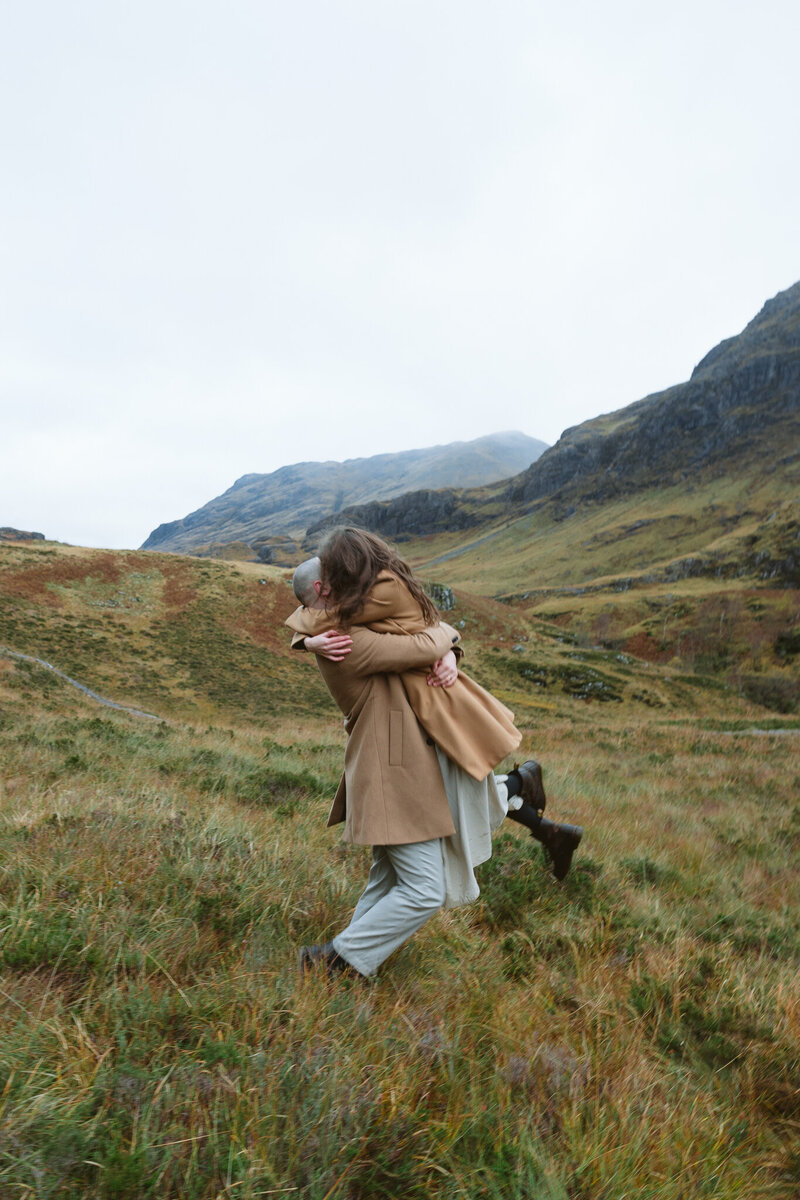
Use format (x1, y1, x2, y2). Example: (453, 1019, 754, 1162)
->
(140, 431, 548, 557)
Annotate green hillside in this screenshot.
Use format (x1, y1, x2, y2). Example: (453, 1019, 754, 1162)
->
(394, 474, 799, 715)
(4, 537, 796, 728)
(405, 478, 799, 594)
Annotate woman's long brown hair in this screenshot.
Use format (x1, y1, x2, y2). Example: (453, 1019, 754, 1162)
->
(317, 527, 439, 629)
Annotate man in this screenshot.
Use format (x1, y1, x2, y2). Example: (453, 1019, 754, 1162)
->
(287, 557, 582, 979)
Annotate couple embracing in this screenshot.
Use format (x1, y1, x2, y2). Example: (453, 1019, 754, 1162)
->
(285, 526, 583, 980)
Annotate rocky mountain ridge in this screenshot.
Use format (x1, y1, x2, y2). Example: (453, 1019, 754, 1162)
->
(508, 280, 800, 507)
(140, 431, 546, 558)
(306, 282, 800, 544)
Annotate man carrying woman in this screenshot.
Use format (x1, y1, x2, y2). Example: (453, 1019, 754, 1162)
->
(285, 527, 583, 979)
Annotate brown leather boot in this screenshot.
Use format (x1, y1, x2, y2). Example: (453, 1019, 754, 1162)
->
(506, 805, 583, 880)
(511, 759, 547, 814)
(537, 820, 583, 881)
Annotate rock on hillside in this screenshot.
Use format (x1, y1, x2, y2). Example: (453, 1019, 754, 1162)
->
(309, 281, 800, 540)
(140, 432, 546, 556)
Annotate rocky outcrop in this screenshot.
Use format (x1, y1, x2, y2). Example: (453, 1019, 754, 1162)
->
(0, 527, 45, 542)
(252, 535, 304, 566)
(425, 582, 456, 611)
(305, 488, 484, 543)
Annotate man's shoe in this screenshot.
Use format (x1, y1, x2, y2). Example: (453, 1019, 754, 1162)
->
(540, 822, 583, 881)
(298, 941, 358, 978)
(514, 760, 547, 815)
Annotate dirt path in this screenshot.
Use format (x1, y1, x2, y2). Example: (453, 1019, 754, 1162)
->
(417, 529, 505, 568)
(717, 727, 800, 736)
(2, 647, 163, 721)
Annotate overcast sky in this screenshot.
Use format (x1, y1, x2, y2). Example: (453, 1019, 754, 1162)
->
(2, 0, 798, 550)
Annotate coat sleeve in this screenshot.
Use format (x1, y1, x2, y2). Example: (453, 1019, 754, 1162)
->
(345, 623, 459, 676)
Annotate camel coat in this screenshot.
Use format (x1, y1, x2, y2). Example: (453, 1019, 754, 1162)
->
(287, 572, 521, 780)
(285, 613, 461, 845)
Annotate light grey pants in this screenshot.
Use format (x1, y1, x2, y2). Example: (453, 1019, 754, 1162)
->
(331, 838, 446, 977)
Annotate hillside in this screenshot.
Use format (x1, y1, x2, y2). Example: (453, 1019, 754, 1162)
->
(307, 282, 800, 596)
(1, 539, 799, 1198)
(0, 539, 752, 726)
(508, 279, 800, 507)
(0, 541, 323, 727)
(140, 431, 547, 559)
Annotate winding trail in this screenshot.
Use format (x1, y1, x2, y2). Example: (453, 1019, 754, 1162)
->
(1, 647, 163, 721)
(3, 645, 796, 738)
(417, 527, 508, 568)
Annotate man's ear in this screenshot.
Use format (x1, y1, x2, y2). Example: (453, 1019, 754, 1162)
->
(313, 580, 323, 596)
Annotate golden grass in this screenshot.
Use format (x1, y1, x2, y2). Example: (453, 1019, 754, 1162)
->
(1, 663, 799, 1197)
(1, 541, 798, 1197)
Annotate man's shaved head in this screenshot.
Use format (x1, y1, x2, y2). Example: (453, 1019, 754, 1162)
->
(292, 556, 322, 606)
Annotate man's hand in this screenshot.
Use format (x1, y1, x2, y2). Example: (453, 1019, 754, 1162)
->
(304, 629, 353, 661)
(427, 650, 458, 688)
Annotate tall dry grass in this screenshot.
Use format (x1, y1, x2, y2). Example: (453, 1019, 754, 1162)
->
(1, 658, 798, 1198)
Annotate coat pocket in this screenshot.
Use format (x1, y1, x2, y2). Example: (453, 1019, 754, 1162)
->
(389, 710, 403, 765)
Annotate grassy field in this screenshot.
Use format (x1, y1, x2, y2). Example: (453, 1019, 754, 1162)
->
(1, 542, 799, 1198)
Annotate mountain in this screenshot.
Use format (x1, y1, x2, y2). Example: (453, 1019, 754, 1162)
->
(507, 280, 800, 508)
(0, 527, 45, 542)
(305, 282, 800, 590)
(140, 431, 547, 559)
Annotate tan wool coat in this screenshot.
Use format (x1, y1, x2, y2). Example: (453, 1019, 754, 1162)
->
(287, 572, 521, 780)
(284, 611, 461, 845)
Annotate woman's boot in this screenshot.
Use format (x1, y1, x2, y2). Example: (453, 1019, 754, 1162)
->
(507, 802, 583, 881)
(506, 760, 547, 814)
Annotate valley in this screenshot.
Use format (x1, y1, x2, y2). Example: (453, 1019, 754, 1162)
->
(1, 282, 798, 1198)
